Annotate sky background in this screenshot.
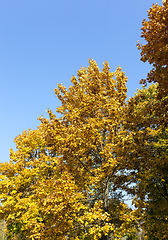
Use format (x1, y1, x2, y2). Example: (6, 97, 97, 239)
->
(0, 0, 163, 164)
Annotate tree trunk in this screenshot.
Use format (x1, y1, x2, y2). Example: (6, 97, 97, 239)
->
(100, 179, 109, 240)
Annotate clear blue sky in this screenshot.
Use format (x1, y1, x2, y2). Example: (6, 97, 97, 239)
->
(0, 0, 163, 163)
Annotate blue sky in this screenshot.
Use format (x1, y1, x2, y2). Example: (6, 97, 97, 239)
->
(0, 0, 163, 163)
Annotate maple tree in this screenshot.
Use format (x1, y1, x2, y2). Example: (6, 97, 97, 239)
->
(0, 59, 137, 240)
(117, 84, 168, 239)
(137, 1, 168, 127)
(133, 2, 168, 238)
(0, 1, 167, 239)
(137, 1, 168, 89)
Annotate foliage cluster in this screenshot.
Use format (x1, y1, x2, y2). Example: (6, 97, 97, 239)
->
(0, 1, 167, 240)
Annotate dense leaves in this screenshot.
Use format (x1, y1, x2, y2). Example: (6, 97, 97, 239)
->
(137, 1, 168, 89)
(135, 1, 168, 238)
(120, 84, 168, 239)
(0, 60, 137, 240)
(137, 1, 168, 127)
(0, 1, 167, 240)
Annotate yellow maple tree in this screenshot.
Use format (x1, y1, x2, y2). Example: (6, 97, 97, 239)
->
(137, 1, 168, 129)
(133, 3, 168, 238)
(117, 84, 168, 240)
(137, 1, 168, 89)
(0, 59, 137, 240)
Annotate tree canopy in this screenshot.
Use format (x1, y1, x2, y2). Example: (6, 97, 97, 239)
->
(121, 84, 168, 239)
(0, 60, 137, 240)
(0, 1, 167, 240)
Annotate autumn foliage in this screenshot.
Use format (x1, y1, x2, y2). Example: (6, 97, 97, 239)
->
(0, 60, 137, 240)
(135, 2, 168, 239)
(0, 1, 168, 240)
(137, 1, 168, 89)
(122, 84, 168, 239)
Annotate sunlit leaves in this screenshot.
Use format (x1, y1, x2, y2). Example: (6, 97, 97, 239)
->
(0, 59, 137, 239)
(135, 5, 168, 237)
(121, 84, 168, 239)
